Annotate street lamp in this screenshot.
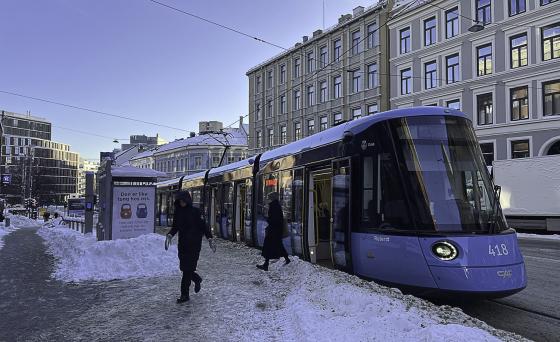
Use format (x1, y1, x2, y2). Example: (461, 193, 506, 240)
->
(468, 21, 485, 33)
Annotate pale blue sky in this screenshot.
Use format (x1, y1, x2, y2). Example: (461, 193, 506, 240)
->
(1, 0, 371, 159)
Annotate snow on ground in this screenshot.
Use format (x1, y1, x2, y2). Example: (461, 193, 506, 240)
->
(36, 229, 525, 341)
(517, 232, 560, 240)
(0, 214, 40, 250)
(37, 226, 179, 282)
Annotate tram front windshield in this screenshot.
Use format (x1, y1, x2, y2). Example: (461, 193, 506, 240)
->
(390, 115, 505, 233)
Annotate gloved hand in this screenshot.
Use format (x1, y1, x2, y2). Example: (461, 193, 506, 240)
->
(165, 234, 172, 251)
(208, 238, 216, 253)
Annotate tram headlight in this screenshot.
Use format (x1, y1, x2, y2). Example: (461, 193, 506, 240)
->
(431, 241, 458, 261)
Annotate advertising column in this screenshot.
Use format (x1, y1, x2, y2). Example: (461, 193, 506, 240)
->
(112, 186, 156, 239)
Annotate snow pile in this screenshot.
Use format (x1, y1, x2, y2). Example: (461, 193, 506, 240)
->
(38, 227, 179, 282)
(517, 232, 560, 240)
(249, 257, 516, 342)
(0, 214, 40, 250)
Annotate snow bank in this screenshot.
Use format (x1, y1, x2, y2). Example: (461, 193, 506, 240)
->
(0, 214, 40, 250)
(517, 232, 560, 241)
(250, 256, 518, 342)
(38, 227, 179, 282)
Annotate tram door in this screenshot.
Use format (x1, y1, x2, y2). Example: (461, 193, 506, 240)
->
(331, 159, 351, 270)
(235, 183, 247, 242)
(307, 170, 332, 266)
(209, 187, 218, 237)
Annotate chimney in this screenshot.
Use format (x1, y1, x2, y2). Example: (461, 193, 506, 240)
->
(189, 132, 196, 138)
(239, 115, 244, 129)
(353, 6, 364, 16)
(302, 35, 309, 42)
(338, 14, 352, 24)
(313, 29, 323, 37)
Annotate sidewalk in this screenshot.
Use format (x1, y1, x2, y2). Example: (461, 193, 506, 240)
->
(0, 226, 102, 342)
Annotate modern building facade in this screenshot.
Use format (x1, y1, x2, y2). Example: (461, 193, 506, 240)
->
(0, 111, 79, 205)
(129, 120, 249, 179)
(76, 158, 99, 196)
(388, 0, 560, 164)
(247, 3, 390, 153)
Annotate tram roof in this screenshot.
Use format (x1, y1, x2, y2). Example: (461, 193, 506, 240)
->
(183, 171, 207, 181)
(156, 176, 182, 188)
(259, 107, 466, 165)
(208, 157, 255, 178)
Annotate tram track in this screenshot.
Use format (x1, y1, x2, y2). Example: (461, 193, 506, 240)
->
(487, 299, 560, 322)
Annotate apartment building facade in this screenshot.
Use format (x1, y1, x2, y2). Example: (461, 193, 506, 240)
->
(247, 3, 390, 153)
(389, 0, 560, 164)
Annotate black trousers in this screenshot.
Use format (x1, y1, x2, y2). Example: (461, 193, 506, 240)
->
(181, 271, 202, 296)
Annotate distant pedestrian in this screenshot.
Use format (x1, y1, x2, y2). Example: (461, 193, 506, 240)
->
(257, 192, 290, 271)
(43, 211, 50, 222)
(167, 191, 215, 303)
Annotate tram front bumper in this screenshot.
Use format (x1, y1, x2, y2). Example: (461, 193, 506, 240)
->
(429, 262, 527, 294)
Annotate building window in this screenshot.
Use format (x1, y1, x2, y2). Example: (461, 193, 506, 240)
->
(476, 0, 492, 25)
(320, 46, 328, 67)
(511, 140, 530, 159)
(510, 86, 529, 121)
(255, 76, 261, 92)
(307, 85, 315, 106)
(294, 90, 301, 110)
(446, 54, 460, 84)
(510, 33, 528, 68)
(509, 0, 526, 16)
(400, 27, 411, 54)
(367, 103, 378, 115)
(307, 119, 315, 135)
(543, 80, 560, 116)
(424, 61, 437, 89)
(352, 70, 361, 93)
(268, 128, 274, 147)
(334, 76, 342, 98)
(280, 126, 287, 144)
(333, 112, 343, 124)
(367, 22, 378, 48)
(294, 58, 301, 78)
(446, 7, 459, 38)
(477, 93, 493, 125)
(400, 68, 412, 95)
(307, 51, 315, 73)
(267, 70, 273, 89)
(424, 17, 436, 46)
(477, 44, 493, 76)
(280, 64, 286, 84)
(367, 63, 378, 88)
(333, 39, 341, 62)
(480, 143, 494, 166)
(352, 108, 362, 120)
(541, 0, 559, 5)
(320, 81, 327, 102)
(267, 100, 273, 118)
(256, 103, 261, 121)
(352, 30, 361, 55)
(294, 122, 301, 140)
(320, 116, 328, 131)
(446, 99, 461, 110)
(280, 95, 286, 114)
(542, 23, 560, 61)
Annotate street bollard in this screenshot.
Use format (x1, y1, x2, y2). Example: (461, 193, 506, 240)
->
(5, 217, 10, 227)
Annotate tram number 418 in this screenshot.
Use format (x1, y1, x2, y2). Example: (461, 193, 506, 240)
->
(489, 244, 509, 256)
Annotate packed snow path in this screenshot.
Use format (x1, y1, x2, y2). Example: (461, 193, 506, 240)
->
(32, 228, 526, 341)
(0, 227, 102, 342)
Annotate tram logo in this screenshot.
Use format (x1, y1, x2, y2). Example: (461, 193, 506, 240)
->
(361, 140, 376, 151)
(497, 270, 512, 279)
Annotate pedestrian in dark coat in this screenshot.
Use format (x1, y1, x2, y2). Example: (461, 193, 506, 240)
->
(167, 191, 214, 303)
(257, 192, 290, 271)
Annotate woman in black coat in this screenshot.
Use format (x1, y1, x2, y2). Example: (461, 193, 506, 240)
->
(257, 192, 290, 271)
(167, 191, 214, 303)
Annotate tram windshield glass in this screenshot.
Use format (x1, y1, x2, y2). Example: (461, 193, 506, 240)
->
(389, 115, 506, 232)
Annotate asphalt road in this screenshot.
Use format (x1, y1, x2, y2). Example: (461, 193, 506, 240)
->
(459, 237, 560, 342)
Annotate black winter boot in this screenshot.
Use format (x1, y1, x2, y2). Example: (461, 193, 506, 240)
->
(176, 294, 189, 303)
(256, 264, 269, 271)
(194, 279, 202, 293)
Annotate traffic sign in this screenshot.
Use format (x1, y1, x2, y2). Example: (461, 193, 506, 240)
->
(1, 174, 11, 184)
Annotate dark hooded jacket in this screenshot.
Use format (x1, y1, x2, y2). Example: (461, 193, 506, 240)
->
(168, 191, 212, 272)
(262, 199, 287, 259)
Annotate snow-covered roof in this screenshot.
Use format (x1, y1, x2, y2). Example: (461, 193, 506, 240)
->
(183, 171, 207, 182)
(111, 166, 166, 178)
(153, 127, 247, 155)
(208, 157, 255, 178)
(130, 148, 156, 161)
(260, 107, 466, 165)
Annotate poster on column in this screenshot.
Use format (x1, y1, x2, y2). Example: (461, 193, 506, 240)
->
(112, 186, 155, 239)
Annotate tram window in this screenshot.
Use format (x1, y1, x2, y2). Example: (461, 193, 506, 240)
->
(362, 156, 376, 223)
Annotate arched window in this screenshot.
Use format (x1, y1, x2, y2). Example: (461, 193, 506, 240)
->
(547, 140, 560, 155)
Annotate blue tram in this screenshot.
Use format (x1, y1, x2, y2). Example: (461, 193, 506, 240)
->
(157, 107, 527, 297)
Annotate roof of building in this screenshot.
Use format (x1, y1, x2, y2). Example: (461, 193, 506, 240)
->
(129, 148, 157, 161)
(111, 165, 167, 178)
(259, 107, 467, 164)
(246, 1, 385, 75)
(152, 127, 248, 155)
